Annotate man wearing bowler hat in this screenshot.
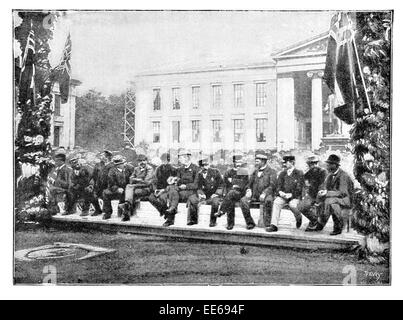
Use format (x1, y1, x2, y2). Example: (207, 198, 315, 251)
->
(120, 154, 154, 221)
(314, 154, 354, 235)
(215, 154, 250, 230)
(266, 155, 305, 233)
(92, 150, 114, 200)
(196, 157, 224, 227)
(296, 155, 327, 231)
(102, 155, 131, 220)
(239, 152, 277, 229)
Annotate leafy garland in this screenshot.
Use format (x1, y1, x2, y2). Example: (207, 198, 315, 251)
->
(351, 12, 391, 246)
(15, 12, 57, 220)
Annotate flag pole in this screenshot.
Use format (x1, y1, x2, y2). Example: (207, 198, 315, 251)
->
(349, 13, 372, 113)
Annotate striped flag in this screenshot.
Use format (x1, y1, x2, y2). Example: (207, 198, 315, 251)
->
(323, 12, 369, 125)
(19, 25, 36, 105)
(52, 33, 72, 103)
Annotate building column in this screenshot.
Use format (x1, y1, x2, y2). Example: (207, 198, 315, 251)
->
(307, 70, 324, 151)
(276, 76, 295, 151)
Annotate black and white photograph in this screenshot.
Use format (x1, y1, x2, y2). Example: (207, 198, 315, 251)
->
(11, 7, 393, 288)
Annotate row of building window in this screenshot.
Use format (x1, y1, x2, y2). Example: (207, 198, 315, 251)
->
(152, 119, 268, 144)
(153, 83, 268, 111)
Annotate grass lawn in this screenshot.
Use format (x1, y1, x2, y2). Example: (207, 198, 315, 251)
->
(14, 227, 390, 285)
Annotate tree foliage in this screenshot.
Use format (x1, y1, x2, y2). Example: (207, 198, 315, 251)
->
(351, 12, 391, 243)
(75, 90, 125, 151)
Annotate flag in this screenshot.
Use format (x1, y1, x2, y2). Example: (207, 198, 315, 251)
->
(19, 26, 35, 105)
(52, 33, 72, 103)
(323, 12, 368, 125)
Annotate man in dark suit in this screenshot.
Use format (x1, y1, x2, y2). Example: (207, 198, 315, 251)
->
(266, 155, 305, 233)
(315, 154, 354, 235)
(239, 152, 277, 229)
(169, 149, 200, 226)
(92, 150, 114, 202)
(120, 154, 154, 221)
(215, 154, 250, 230)
(296, 155, 327, 231)
(196, 158, 224, 227)
(148, 152, 178, 225)
(102, 155, 132, 220)
(46, 149, 71, 215)
(67, 157, 101, 217)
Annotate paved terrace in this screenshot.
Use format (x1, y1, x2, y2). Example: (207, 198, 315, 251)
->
(51, 202, 364, 251)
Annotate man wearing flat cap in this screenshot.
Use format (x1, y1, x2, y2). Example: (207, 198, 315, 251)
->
(314, 154, 354, 235)
(67, 156, 101, 217)
(148, 152, 178, 223)
(295, 155, 327, 231)
(196, 157, 224, 227)
(120, 154, 154, 221)
(216, 154, 250, 230)
(102, 155, 131, 220)
(239, 152, 277, 229)
(266, 155, 305, 232)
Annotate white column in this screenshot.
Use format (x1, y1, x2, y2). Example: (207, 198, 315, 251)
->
(308, 70, 324, 151)
(276, 76, 295, 151)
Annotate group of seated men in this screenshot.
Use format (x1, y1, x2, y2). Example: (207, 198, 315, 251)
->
(47, 147, 354, 236)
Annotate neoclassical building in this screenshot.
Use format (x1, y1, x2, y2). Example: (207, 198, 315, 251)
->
(134, 32, 350, 156)
(50, 79, 81, 149)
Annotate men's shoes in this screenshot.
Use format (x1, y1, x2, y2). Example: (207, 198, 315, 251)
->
(163, 220, 174, 227)
(265, 225, 278, 233)
(330, 230, 342, 236)
(246, 224, 255, 230)
(102, 213, 111, 220)
(187, 221, 197, 226)
(121, 213, 130, 222)
(296, 216, 302, 229)
(305, 223, 318, 232)
(209, 222, 217, 228)
(226, 225, 234, 230)
(91, 211, 102, 217)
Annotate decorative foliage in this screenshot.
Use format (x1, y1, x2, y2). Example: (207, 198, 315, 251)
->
(14, 11, 58, 219)
(351, 12, 391, 245)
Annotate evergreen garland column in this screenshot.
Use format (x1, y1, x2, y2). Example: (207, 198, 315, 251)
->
(351, 12, 391, 262)
(14, 12, 57, 220)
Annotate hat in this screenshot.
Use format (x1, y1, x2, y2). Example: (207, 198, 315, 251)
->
(198, 158, 209, 167)
(102, 150, 113, 157)
(325, 154, 341, 165)
(178, 149, 192, 157)
(54, 147, 66, 156)
(255, 152, 268, 160)
(160, 152, 170, 162)
(112, 155, 126, 165)
(283, 155, 295, 162)
(306, 155, 320, 163)
(137, 154, 148, 162)
(233, 154, 243, 163)
(70, 156, 80, 164)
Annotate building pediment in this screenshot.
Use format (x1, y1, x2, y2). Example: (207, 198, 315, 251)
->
(272, 32, 329, 60)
